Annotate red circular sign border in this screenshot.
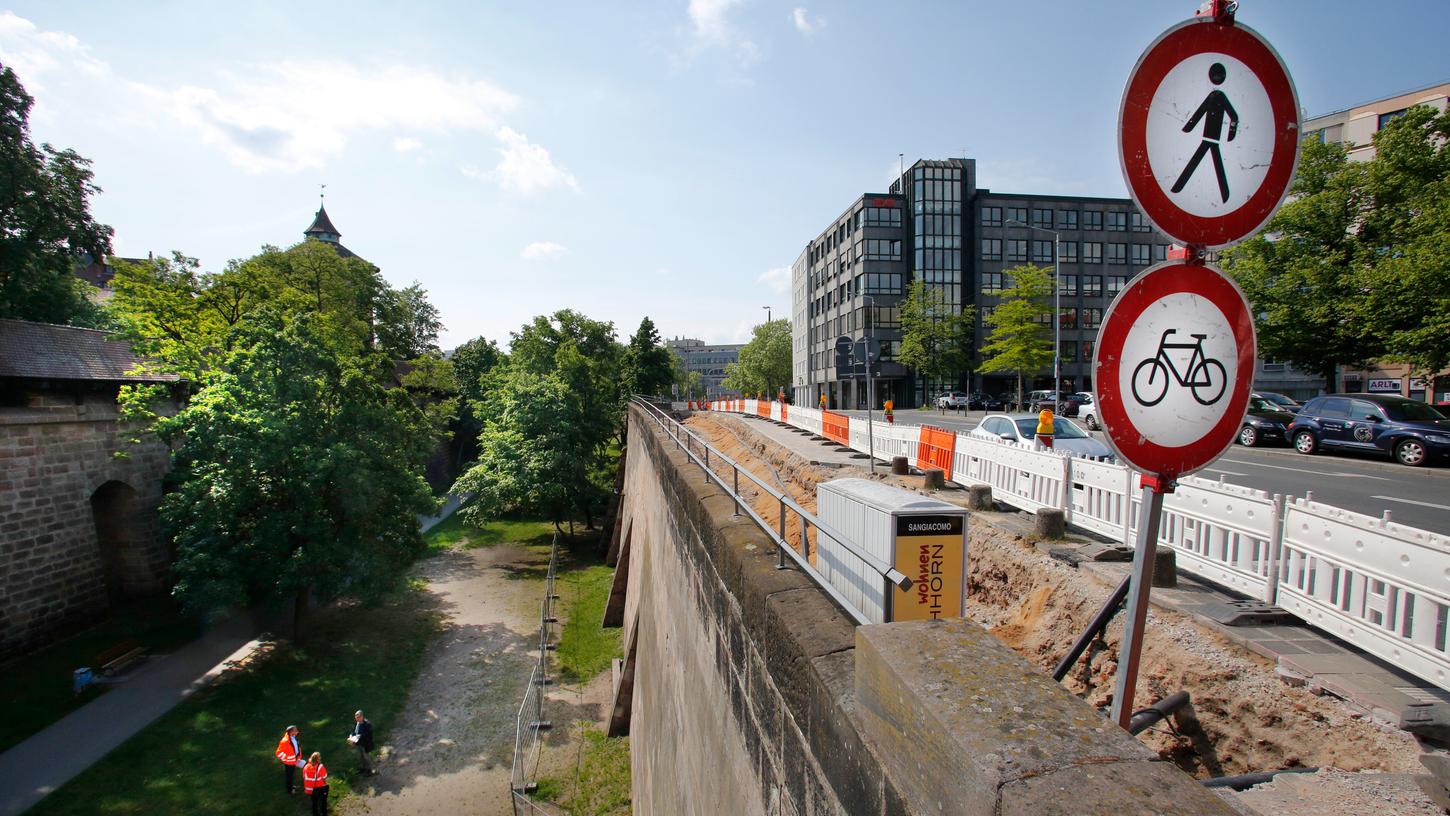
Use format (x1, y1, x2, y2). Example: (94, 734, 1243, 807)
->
(1119, 18, 1301, 249)
(1092, 261, 1257, 479)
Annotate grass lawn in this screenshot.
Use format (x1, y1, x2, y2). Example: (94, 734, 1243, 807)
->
(535, 727, 631, 816)
(26, 582, 440, 816)
(423, 511, 556, 554)
(554, 552, 620, 684)
(0, 596, 201, 754)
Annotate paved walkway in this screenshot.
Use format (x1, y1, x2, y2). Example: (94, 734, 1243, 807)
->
(0, 614, 263, 816)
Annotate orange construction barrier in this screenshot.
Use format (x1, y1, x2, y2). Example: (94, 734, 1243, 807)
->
(757, 399, 770, 418)
(917, 425, 956, 480)
(821, 410, 850, 446)
(780, 401, 788, 423)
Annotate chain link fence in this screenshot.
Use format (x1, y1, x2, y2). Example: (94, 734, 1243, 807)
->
(510, 533, 560, 815)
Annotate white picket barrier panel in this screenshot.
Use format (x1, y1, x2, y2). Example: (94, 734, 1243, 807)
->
(871, 422, 921, 464)
(744, 399, 757, 416)
(1142, 474, 1283, 603)
(847, 420, 872, 456)
(1276, 499, 1450, 690)
(790, 406, 823, 437)
(951, 433, 1068, 514)
(1067, 455, 1134, 543)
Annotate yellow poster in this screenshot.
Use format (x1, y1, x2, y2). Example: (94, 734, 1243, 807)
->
(892, 515, 966, 621)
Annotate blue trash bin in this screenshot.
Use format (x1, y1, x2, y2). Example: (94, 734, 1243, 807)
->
(73, 667, 94, 694)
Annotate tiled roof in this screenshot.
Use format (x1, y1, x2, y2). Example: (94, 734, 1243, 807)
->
(305, 204, 341, 238)
(0, 319, 178, 382)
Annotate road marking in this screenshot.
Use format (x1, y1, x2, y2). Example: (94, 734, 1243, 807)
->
(1372, 495, 1450, 512)
(1204, 469, 1250, 477)
(1217, 458, 1390, 480)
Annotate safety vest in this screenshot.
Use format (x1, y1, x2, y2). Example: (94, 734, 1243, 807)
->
(276, 735, 300, 765)
(303, 761, 328, 792)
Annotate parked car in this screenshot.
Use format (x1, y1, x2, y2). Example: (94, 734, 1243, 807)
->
(1238, 394, 1297, 447)
(969, 413, 1114, 459)
(1255, 391, 1303, 414)
(936, 391, 970, 410)
(1078, 393, 1100, 431)
(968, 392, 1004, 411)
(1025, 390, 1081, 417)
(1288, 394, 1450, 466)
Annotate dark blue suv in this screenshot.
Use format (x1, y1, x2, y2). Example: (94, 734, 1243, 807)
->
(1289, 394, 1450, 467)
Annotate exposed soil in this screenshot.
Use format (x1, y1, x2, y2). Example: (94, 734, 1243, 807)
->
(690, 412, 1430, 787)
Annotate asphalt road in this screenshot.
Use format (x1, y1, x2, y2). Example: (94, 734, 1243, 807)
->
(840, 408, 1450, 534)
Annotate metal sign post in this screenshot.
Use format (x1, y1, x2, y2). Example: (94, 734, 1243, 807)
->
(1105, 0, 1297, 730)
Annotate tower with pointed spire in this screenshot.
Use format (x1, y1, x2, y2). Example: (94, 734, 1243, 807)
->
(302, 193, 357, 258)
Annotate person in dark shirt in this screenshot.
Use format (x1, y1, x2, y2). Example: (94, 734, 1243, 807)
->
(349, 710, 377, 775)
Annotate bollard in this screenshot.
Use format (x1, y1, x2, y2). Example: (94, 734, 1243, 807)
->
(966, 484, 993, 511)
(1034, 508, 1066, 539)
(891, 456, 909, 475)
(922, 468, 945, 490)
(1152, 546, 1178, 588)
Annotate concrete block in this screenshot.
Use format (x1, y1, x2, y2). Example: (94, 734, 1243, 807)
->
(854, 618, 1232, 816)
(922, 468, 945, 490)
(1152, 546, 1178, 588)
(1034, 508, 1066, 539)
(890, 456, 909, 475)
(966, 484, 993, 511)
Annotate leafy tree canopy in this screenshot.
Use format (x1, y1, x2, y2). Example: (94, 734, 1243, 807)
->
(0, 66, 115, 326)
(722, 318, 790, 397)
(897, 279, 976, 384)
(622, 316, 675, 398)
(451, 335, 505, 405)
(978, 264, 1053, 405)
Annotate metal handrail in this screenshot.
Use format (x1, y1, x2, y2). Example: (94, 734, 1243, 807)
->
(632, 397, 910, 626)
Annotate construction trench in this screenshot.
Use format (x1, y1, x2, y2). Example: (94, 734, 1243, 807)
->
(679, 410, 1448, 815)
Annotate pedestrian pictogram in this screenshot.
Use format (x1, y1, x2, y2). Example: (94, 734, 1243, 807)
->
(1119, 16, 1299, 248)
(1170, 62, 1239, 202)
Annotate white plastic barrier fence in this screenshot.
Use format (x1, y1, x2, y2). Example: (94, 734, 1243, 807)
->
(1276, 499, 1450, 690)
(702, 400, 1450, 691)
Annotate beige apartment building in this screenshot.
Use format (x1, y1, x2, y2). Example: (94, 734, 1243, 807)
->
(1305, 81, 1450, 404)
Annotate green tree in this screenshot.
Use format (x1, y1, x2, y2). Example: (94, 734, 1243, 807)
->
(160, 311, 437, 633)
(451, 335, 505, 405)
(1220, 138, 1375, 389)
(0, 67, 115, 325)
(621, 316, 675, 398)
(978, 264, 1053, 406)
(897, 279, 976, 386)
(722, 319, 790, 396)
(375, 282, 442, 359)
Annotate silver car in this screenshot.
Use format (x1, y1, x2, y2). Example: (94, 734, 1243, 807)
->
(969, 413, 1114, 459)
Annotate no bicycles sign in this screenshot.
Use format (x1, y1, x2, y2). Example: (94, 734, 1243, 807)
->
(1092, 260, 1256, 479)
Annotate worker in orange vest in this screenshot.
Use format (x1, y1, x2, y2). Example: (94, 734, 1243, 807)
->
(819, 393, 827, 410)
(884, 398, 894, 424)
(275, 725, 303, 794)
(302, 751, 330, 816)
(1036, 407, 1055, 449)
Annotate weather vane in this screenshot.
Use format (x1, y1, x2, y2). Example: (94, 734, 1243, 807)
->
(319, 183, 326, 204)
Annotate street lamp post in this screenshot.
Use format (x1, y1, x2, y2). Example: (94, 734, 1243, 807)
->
(862, 294, 877, 475)
(1006, 219, 1062, 404)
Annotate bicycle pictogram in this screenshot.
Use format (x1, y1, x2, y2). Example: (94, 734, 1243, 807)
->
(1130, 329, 1227, 407)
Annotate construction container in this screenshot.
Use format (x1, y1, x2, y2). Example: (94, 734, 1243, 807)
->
(816, 478, 968, 624)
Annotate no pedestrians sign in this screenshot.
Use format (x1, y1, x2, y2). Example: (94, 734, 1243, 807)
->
(1119, 17, 1300, 248)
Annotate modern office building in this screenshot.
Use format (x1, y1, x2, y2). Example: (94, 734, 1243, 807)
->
(791, 157, 1180, 408)
(1305, 81, 1450, 163)
(667, 337, 744, 398)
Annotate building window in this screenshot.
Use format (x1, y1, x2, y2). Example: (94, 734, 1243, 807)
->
(1107, 212, 1126, 231)
(981, 238, 1002, 260)
(1060, 241, 1078, 263)
(864, 207, 902, 227)
(982, 272, 1007, 294)
(1061, 342, 1078, 362)
(1083, 211, 1102, 231)
(1057, 210, 1078, 230)
(1006, 239, 1028, 262)
(864, 272, 902, 293)
(1083, 307, 1104, 328)
(1083, 242, 1102, 264)
(1059, 274, 1078, 296)
(1107, 243, 1127, 264)
(1131, 244, 1151, 265)
(1032, 239, 1054, 263)
(1378, 108, 1409, 129)
(980, 206, 1002, 227)
(1082, 275, 1103, 297)
(872, 305, 901, 329)
(1007, 206, 1028, 225)
(1130, 212, 1152, 232)
(1108, 275, 1129, 296)
(1083, 339, 1094, 361)
(866, 239, 901, 260)
(1154, 243, 1168, 262)
(1059, 307, 1078, 329)
(1033, 208, 1053, 229)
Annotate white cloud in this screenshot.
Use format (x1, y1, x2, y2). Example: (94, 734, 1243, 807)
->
(791, 8, 824, 35)
(393, 137, 423, 153)
(521, 241, 569, 261)
(758, 266, 790, 295)
(682, 0, 759, 67)
(468, 126, 579, 194)
(0, 12, 521, 174)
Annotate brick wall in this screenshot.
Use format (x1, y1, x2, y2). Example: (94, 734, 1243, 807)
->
(0, 390, 172, 660)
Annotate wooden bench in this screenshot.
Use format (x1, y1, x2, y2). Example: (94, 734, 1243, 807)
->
(96, 639, 146, 677)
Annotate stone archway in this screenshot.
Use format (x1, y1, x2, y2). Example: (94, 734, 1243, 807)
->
(90, 480, 145, 601)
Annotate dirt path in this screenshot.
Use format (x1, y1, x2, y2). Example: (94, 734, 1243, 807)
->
(341, 544, 547, 816)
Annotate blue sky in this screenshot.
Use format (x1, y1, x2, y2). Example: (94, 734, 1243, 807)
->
(2, 1, 1446, 349)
